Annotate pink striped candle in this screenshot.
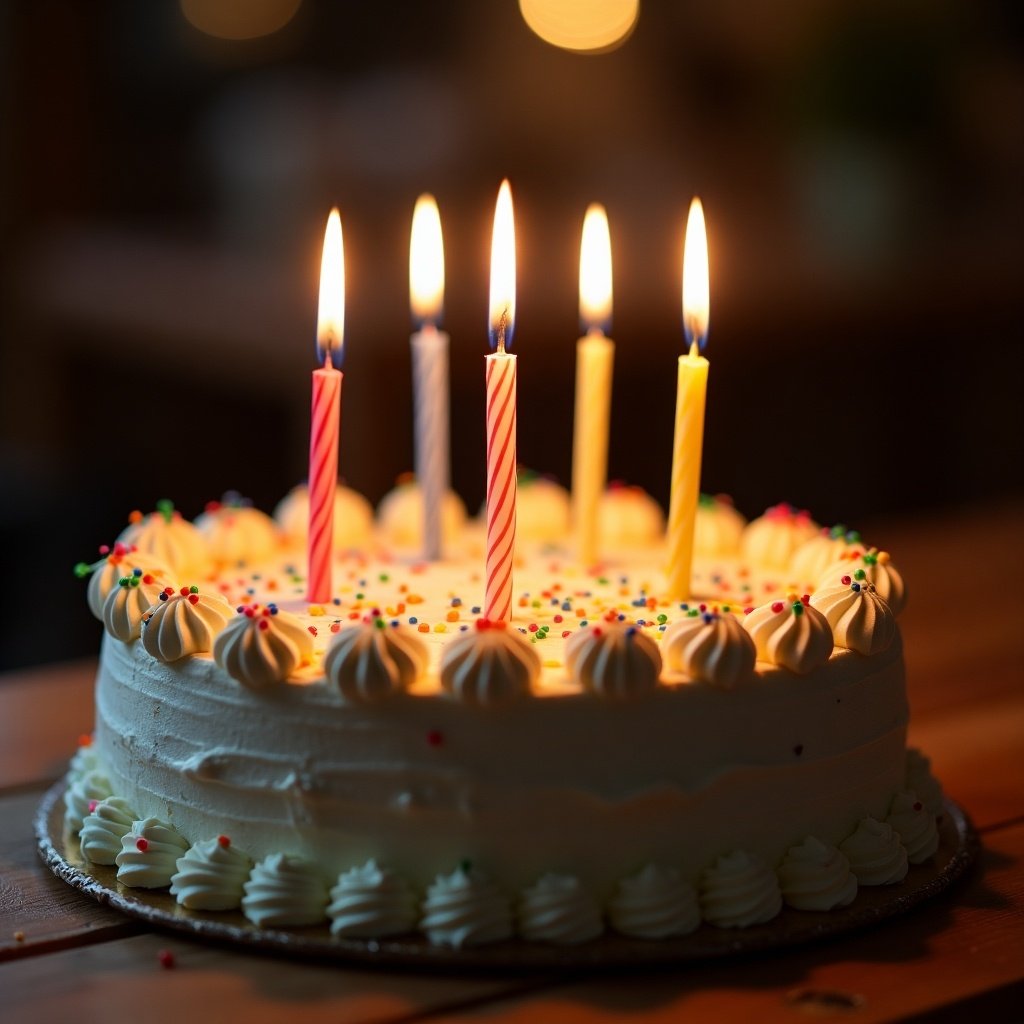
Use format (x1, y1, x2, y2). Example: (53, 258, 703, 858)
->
(484, 180, 517, 622)
(307, 208, 345, 604)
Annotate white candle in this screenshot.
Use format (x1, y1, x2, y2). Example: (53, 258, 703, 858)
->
(409, 194, 450, 561)
(572, 203, 614, 565)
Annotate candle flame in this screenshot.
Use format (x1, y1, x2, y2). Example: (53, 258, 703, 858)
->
(410, 194, 445, 326)
(682, 197, 709, 352)
(488, 179, 516, 352)
(579, 202, 612, 332)
(317, 208, 345, 367)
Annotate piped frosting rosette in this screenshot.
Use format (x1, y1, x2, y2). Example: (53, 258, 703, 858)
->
(839, 817, 908, 885)
(740, 503, 819, 571)
(170, 835, 254, 911)
(241, 853, 329, 928)
(274, 483, 375, 550)
(662, 605, 756, 688)
(377, 475, 467, 549)
(324, 613, 428, 702)
(77, 542, 173, 621)
(886, 790, 939, 863)
(118, 500, 209, 580)
(64, 769, 112, 833)
(598, 483, 665, 547)
(699, 849, 782, 928)
(517, 873, 603, 945)
(743, 594, 833, 673)
(102, 569, 169, 642)
(819, 548, 906, 616)
(419, 865, 514, 948)
(212, 603, 313, 688)
(777, 836, 858, 911)
(694, 493, 746, 557)
(565, 616, 662, 699)
(790, 525, 864, 587)
(608, 864, 700, 939)
(115, 817, 190, 888)
(327, 860, 418, 938)
(80, 797, 136, 865)
(513, 470, 571, 543)
(439, 620, 540, 705)
(195, 495, 280, 565)
(141, 586, 233, 662)
(809, 573, 896, 655)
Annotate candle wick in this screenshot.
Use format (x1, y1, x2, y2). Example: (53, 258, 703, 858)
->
(493, 307, 510, 355)
(689, 340, 699, 358)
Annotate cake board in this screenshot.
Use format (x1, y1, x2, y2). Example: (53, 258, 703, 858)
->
(36, 780, 978, 970)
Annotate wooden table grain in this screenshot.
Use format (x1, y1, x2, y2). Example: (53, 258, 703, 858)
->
(1, 501, 1022, 1022)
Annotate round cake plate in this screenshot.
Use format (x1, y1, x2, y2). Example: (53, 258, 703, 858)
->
(36, 781, 977, 970)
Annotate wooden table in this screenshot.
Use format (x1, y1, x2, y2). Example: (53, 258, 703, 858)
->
(2, 503, 1023, 1022)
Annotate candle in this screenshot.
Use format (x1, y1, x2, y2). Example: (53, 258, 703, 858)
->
(484, 180, 518, 622)
(307, 208, 345, 604)
(409, 194, 450, 561)
(571, 203, 615, 565)
(666, 198, 710, 600)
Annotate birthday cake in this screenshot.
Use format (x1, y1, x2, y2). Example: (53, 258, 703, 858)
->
(66, 487, 943, 946)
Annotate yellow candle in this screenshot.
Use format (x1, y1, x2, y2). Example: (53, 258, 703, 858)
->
(572, 204, 614, 565)
(666, 198, 710, 600)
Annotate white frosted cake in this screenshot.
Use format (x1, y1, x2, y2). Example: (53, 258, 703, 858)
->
(67, 490, 943, 945)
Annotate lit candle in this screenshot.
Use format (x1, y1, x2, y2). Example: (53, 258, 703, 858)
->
(307, 208, 345, 603)
(409, 194, 450, 561)
(666, 198, 710, 600)
(484, 180, 517, 622)
(571, 203, 614, 565)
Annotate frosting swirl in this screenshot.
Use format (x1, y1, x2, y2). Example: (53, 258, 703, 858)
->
(439, 621, 540, 705)
(102, 569, 168, 642)
(327, 860, 418, 938)
(662, 608, 756, 688)
(68, 740, 100, 781)
(565, 619, 662, 699)
(598, 484, 665, 547)
(740, 503, 818, 571)
(699, 850, 782, 928)
(419, 866, 514, 948)
(906, 748, 944, 817)
(777, 836, 858, 911)
(790, 526, 864, 586)
(886, 790, 939, 863)
(608, 864, 700, 939)
(378, 478, 467, 549)
(517, 873, 603, 945)
(694, 493, 746, 557)
(213, 603, 313, 688)
(195, 501, 280, 565)
(80, 542, 173, 621)
(118, 501, 209, 580)
(274, 484, 375, 550)
(839, 817, 908, 885)
(115, 817, 190, 888)
(513, 470, 571, 544)
(64, 769, 112, 833)
(820, 548, 906, 616)
(743, 596, 833, 673)
(141, 586, 232, 662)
(241, 854, 329, 928)
(170, 835, 253, 910)
(324, 615, 429, 702)
(809, 575, 896, 655)
(80, 796, 136, 865)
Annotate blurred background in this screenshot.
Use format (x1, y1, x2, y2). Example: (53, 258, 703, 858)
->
(1, 0, 1021, 668)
